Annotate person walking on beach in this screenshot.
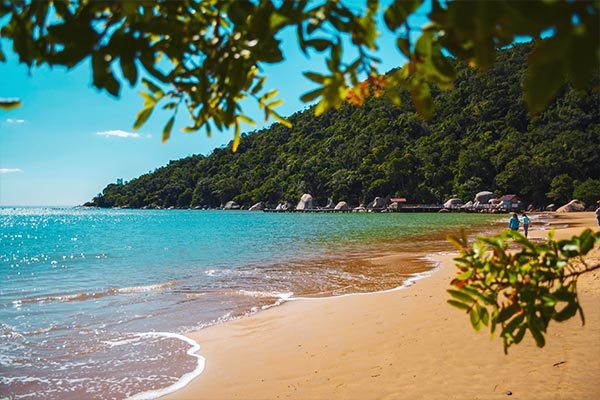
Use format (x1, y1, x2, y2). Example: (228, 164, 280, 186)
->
(521, 213, 530, 237)
(596, 202, 600, 226)
(509, 213, 520, 231)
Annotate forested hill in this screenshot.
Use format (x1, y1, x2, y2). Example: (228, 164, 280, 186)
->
(88, 42, 600, 210)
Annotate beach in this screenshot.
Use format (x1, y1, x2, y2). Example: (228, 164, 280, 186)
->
(164, 212, 600, 400)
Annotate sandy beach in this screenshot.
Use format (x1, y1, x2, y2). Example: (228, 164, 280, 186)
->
(164, 212, 600, 400)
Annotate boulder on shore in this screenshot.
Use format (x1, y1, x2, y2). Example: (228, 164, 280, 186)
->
(296, 193, 314, 210)
(444, 197, 463, 208)
(368, 196, 389, 209)
(249, 202, 264, 211)
(334, 201, 349, 211)
(556, 199, 585, 213)
(223, 201, 240, 210)
(474, 191, 495, 204)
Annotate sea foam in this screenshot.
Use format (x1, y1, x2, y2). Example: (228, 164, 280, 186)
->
(125, 332, 205, 400)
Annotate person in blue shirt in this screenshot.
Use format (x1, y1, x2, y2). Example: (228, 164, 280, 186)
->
(509, 213, 520, 231)
(521, 213, 530, 237)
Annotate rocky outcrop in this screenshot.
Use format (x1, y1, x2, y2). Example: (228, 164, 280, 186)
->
(223, 201, 240, 210)
(334, 201, 349, 211)
(368, 196, 390, 209)
(556, 199, 585, 213)
(474, 191, 495, 204)
(444, 197, 463, 208)
(296, 193, 314, 210)
(249, 202, 264, 211)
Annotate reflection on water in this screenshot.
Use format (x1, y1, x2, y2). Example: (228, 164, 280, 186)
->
(0, 207, 505, 399)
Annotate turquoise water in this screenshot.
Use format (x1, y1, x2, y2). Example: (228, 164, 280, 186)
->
(0, 207, 503, 399)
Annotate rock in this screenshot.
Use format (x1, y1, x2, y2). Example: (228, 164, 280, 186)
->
(249, 202, 264, 211)
(223, 201, 240, 210)
(474, 191, 495, 204)
(275, 202, 294, 211)
(296, 193, 314, 210)
(368, 196, 389, 209)
(334, 201, 349, 211)
(444, 197, 463, 208)
(556, 199, 585, 213)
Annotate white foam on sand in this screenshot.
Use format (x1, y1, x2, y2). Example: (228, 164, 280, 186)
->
(125, 332, 206, 400)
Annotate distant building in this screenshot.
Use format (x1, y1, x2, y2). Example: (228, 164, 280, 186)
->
(498, 194, 521, 210)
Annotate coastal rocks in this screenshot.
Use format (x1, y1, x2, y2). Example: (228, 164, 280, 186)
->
(296, 193, 314, 210)
(368, 196, 390, 210)
(556, 199, 585, 213)
(249, 202, 265, 211)
(444, 197, 463, 209)
(474, 191, 495, 205)
(334, 201, 349, 211)
(223, 201, 240, 210)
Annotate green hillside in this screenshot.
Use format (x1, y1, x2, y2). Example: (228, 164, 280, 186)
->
(87, 42, 600, 210)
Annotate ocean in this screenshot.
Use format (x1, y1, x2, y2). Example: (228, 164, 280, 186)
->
(1, 207, 504, 399)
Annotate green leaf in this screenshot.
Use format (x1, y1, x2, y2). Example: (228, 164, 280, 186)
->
(300, 87, 324, 103)
(479, 305, 490, 326)
(456, 268, 475, 280)
(384, 0, 421, 31)
(529, 323, 546, 348)
(134, 106, 154, 130)
(553, 301, 578, 322)
(237, 114, 256, 126)
(120, 56, 138, 87)
(396, 37, 411, 58)
(232, 122, 241, 152)
(447, 289, 475, 305)
(470, 307, 482, 331)
(305, 39, 331, 52)
(304, 71, 326, 84)
(447, 299, 472, 312)
(161, 116, 175, 143)
(411, 81, 434, 119)
(502, 312, 525, 337)
(513, 324, 527, 344)
(385, 89, 402, 106)
(524, 59, 563, 115)
(139, 92, 156, 107)
(251, 76, 266, 96)
(142, 78, 163, 95)
(0, 99, 22, 110)
(267, 109, 292, 128)
(267, 99, 284, 109)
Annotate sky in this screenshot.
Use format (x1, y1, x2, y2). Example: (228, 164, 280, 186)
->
(0, 2, 424, 206)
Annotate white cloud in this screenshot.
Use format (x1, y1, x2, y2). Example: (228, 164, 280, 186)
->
(6, 118, 26, 124)
(0, 168, 23, 174)
(97, 130, 141, 138)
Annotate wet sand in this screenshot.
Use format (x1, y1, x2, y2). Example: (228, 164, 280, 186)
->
(163, 212, 600, 400)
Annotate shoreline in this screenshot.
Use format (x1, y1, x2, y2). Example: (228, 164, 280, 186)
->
(162, 212, 600, 400)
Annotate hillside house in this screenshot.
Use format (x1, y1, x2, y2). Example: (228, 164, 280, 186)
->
(498, 194, 522, 211)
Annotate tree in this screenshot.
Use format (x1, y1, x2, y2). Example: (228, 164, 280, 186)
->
(547, 174, 574, 206)
(1, 1, 598, 150)
(573, 178, 600, 208)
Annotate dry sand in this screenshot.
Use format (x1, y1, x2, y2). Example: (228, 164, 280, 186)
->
(163, 212, 600, 400)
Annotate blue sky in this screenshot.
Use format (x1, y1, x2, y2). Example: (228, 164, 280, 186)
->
(0, 2, 422, 206)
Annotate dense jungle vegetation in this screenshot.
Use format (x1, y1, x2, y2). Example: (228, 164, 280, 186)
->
(88, 43, 600, 210)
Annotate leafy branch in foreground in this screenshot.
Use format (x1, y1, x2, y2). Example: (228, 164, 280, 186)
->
(1, 1, 598, 148)
(447, 229, 600, 354)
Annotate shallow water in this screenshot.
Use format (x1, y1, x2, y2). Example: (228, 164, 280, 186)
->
(0, 207, 504, 399)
